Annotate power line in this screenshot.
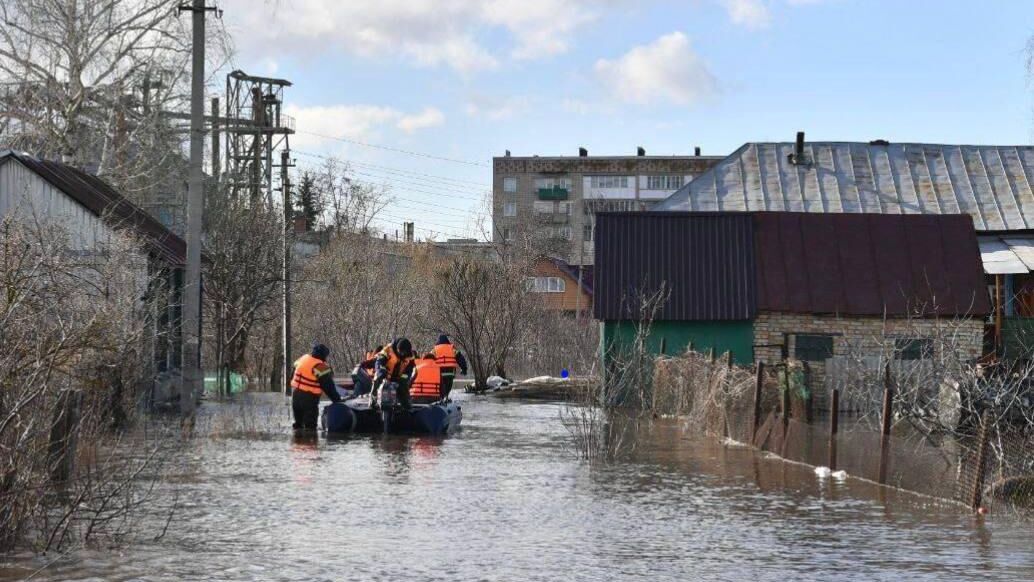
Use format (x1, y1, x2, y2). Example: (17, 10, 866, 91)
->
(294, 162, 482, 221)
(294, 149, 490, 187)
(294, 130, 490, 167)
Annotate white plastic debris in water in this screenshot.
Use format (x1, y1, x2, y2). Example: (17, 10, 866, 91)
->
(521, 375, 568, 384)
(831, 470, 848, 480)
(814, 466, 832, 478)
(486, 376, 510, 389)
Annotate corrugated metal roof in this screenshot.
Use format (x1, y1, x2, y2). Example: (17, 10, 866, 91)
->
(0, 151, 186, 264)
(979, 235, 1034, 274)
(655, 142, 1034, 232)
(594, 211, 990, 321)
(593, 212, 756, 321)
(755, 213, 990, 317)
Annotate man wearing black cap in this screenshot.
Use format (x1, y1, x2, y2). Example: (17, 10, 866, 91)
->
(290, 343, 342, 431)
(371, 337, 416, 411)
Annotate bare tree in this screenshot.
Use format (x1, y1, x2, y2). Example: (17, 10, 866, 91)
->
(313, 158, 392, 234)
(0, 215, 176, 552)
(202, 187, 283, 393)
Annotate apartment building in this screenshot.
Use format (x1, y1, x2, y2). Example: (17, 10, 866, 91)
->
(492, 147, 722, 265)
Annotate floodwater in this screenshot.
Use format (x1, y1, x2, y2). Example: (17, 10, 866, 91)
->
(3, 393, 1034, 581)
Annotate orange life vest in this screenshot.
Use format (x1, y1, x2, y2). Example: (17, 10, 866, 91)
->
(411, 359, 442, 400)
(379, 346, 414, 381)
(433, 343, 458, 370)
(291, 354, 331, 396)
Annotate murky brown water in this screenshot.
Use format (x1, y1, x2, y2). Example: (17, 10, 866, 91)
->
(3, 392, 1034, 581)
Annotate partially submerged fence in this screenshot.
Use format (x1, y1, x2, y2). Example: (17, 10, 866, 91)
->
(656, 351, 1034, 512)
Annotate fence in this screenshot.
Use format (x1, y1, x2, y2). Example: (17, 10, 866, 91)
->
(656, 351, 1034, 512)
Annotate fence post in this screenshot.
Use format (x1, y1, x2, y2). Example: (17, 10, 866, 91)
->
(829, 388, 840, 470)
(970, 410, 993, 511)
(48, 389, 83, 485)
(780, 365, 791, 456)
(877, 364, 894, 484)
(752, 361, 765, 444)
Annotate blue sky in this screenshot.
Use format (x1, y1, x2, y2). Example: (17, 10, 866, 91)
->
(220, 0, 1034, 239)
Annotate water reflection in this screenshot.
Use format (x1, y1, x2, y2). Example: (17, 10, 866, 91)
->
(2, 394, 1034, 582)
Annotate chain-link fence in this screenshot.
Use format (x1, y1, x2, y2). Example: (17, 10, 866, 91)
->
(655, 350, 1034, 513)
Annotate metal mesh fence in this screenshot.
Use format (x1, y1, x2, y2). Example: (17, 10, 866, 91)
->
(655, 351, 1034, 513)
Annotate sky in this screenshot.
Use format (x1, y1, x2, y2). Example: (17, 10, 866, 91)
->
(217, 0, 1034, 240)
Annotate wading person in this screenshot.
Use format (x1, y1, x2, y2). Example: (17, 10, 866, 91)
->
(432, 334, 467, 399)
(291, 343, 341, 431)
(371, 338, 416, 411)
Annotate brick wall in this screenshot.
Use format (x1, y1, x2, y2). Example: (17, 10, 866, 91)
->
(754, 312, 985, 410)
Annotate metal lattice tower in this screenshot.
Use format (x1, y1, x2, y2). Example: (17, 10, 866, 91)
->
(223, 70, 294, 204)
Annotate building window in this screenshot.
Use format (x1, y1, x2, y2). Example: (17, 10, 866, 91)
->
(533, 201, 554, 214)
(557, 201, 571, 215)
(646, 175, 685, 190)
(526, 276, 566, 293)
(534, 177, 572, 189)
(589, 175, 630, 189)
(503, 177, 518, 192)
(502, 227, 512, 241)
(503, 202, 517, 217)
(895, 338, 933, 360)
(557, 225, 572, 240)
(583, 223, 593, 242)
(794, 334, 834, 362)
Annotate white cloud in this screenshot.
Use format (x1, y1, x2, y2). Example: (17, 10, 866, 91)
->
(593, 32, 718, 106)
(720, 0, 771, 30)
(396, 107, 445, 133)
(465, 95, 531, 120)
(284, 103, 443, 150)
(223, 0, 599, 74)
(481, 0, 595, 60)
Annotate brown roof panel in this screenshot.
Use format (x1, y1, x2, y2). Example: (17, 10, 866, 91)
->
(593, 212, 756, 321)
(754, 212, 990, 317)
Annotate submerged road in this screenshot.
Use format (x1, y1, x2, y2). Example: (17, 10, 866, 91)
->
(3, 392, 1033, 581)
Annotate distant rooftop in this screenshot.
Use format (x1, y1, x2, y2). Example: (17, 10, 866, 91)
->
(655, 141, 1034, 232)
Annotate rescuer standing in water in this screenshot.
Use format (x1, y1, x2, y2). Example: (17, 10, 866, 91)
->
(290, 343, 341, 431)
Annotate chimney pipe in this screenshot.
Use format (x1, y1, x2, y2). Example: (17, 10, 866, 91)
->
(694, 147, 701, 157)
(636, 146, 645, 157)
(795, 131, 805, 158)
(578, 147, 588, 157)
(505, 149, 511, 157)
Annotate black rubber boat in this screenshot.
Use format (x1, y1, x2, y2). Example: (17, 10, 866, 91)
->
(320, 392, 462, 435)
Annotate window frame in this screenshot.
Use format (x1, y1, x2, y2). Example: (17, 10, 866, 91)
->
(793, 334, 835, 362)
(895, 338, 934, 361)
(503, 177, 518, 193)
(503, 201, 517, 217)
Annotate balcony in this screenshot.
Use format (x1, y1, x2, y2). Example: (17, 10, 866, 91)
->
(537, 186, 569, 201)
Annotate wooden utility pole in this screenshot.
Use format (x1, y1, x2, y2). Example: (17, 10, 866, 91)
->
(179, 0, 216, 416)
(211, 97, 220, 183)
(282, 149, 293, 396)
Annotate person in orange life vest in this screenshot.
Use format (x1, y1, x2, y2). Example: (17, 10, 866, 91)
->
(291, 343, 341, 430)
(411, 355, 444, 402)
(350, 345, 383, 398)
(371, 338, 416, 411)
(433, 335, 467, 399)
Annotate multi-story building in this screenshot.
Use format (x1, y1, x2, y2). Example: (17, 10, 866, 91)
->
(492, 148, 723, 266)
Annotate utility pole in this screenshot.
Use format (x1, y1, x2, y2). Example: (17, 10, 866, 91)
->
(281, 149, 293, 396)
(180, 0, 217, 416)
(211, 97, 220, 183)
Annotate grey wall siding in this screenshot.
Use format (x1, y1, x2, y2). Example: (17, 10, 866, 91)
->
(0, 158, 113, 250)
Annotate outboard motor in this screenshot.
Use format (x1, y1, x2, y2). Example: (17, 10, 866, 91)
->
(379, 381, 399, 432)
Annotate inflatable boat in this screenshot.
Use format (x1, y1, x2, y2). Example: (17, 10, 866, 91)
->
(320, 393, 462, 436)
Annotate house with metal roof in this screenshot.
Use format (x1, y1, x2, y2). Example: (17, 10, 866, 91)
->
(0, 150, 189, 399)
(653, 134, 1034, 356)
(594, 211, 989, 406)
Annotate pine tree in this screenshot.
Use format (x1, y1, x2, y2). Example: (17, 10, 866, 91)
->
(295, 171, 321, 230)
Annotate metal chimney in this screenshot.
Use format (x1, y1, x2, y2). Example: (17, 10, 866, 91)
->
(578, 147, 588, 157)
(694, 147, 701, 157)
(637, 146, 645, 156)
